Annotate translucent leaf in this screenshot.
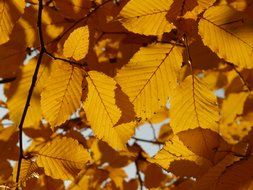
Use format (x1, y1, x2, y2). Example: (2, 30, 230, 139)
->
(198, 5, 253, 68)
(13, 159, 39, 186)
(116, 43, 183, 121)
(0, 0, 25, 44)
(6, 58, 49, 127)
(149, 135, 211, 176)
(41, 61, 83, 127)
(84, 71, 135, 150)
(35, 137, 91, 180)
(221, 92, 248, 124)
(63, 26, 90, 61)
(170, 75, 219, 134)
(119, 0, 174, 35)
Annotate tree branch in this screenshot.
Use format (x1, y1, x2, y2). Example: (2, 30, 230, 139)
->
(15, 0, 45, 187)
(44, 50, 87, 69)
(132, 137, 164, 145)
(0, 77, 16, 84)
(231, 64, 251, 93)
(49, 0, 112, 45)
(135, 159, 144, 190)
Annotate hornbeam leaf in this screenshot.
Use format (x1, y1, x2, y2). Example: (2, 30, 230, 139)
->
(116, 43, 183, 122)
(170, 75, 219, 134)
(84, 71, 135, 150)
(36, 137, 91, 180)
(41, 61, 83, 127)
(199, 5, 253, 68)
(119, 0, 174, 35)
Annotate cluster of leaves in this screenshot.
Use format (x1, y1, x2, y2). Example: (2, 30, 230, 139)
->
(0, 0, 253, 189)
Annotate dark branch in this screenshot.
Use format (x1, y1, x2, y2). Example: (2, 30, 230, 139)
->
(0, 77, 16, 84)
(15, 0, 45, 187)
(182, 34, 193, 72)
(132, 137, 164, 145)
(230, 64, 251, 93)
(49, 0, 112, 45)
(44, 50, 87, 69)
(135, 159, 144, 190)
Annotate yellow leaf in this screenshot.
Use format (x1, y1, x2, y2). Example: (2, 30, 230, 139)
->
(41, 61, 83, 127)
(220, 121, 252, 144)
(149, 135, 211, 176)
(0, 0, 25, 44)
(116, 43, 183, 121)
(170, 75, 219, 134)
(119, 0, 174, 35)
(13, 159, 39, 185)
(35, 137, 91, 180)
(84, 71, 135, 150)
(221, 92, 248, 124)
(183, 0, 216, 19)
(6, 58, 49, 127)
(68, 167, 108, 190)
(63, 26, 90, 61)
(198, 5, 253, 68)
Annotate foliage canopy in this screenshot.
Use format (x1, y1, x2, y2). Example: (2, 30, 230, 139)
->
(0, 0, 253, 189)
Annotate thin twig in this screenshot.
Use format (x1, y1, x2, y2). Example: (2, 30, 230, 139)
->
(15, 0, 45, 187)
(135, 159, 143, 190)
(230, 64, 251, 93)
(182, 34, 193, 72)
(44, 50, 87, 69)
(49, 0, 112, 45)
(0, 77, 16, 84)
(132, 137, 164, 145)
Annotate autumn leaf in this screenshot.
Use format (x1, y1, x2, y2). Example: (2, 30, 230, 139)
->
(119, 0, 174, 35)
(0, 0, 25, 44)
(1, 0, 253, 189)
(170, 75, 219, 134)
(84, 71, 135, 150)
(149, 135, 211, 177)
(63, 26, 90, 61)
(199, 5, 253, 68)
(35, 137, 91, 180)
(13, 159, 39, 186)
(41, 61, 83, 127)
(116, 43, 183, 121)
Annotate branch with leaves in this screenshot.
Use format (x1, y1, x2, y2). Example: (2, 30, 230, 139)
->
(1, 0, 253, 189)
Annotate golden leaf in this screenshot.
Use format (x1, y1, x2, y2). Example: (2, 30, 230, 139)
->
(6, 58, 49, 127)
(35, 137, 91, 180)
(119, 0, 174, 35)
(84, 71, 135, 150)
(170, 75, 219, 134)
(63, 26, 90, 61)
(116, 43, 183, 121)
(149, 135, 211, 176)
(41, 61, 83, 127)
(199, 5, 253, 68)
(0, 0, 25, 44)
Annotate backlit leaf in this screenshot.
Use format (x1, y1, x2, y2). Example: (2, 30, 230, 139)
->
(116, 43, 183, 121)
(170, 75, 219, 134)
(63, 26, 90, 61)
(41, 61, 83, 127)
(35, 137, 91, 180)
(119, 0, 174, 35)
(199, 5, 253, 68)
(84, 71, 135, 150)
